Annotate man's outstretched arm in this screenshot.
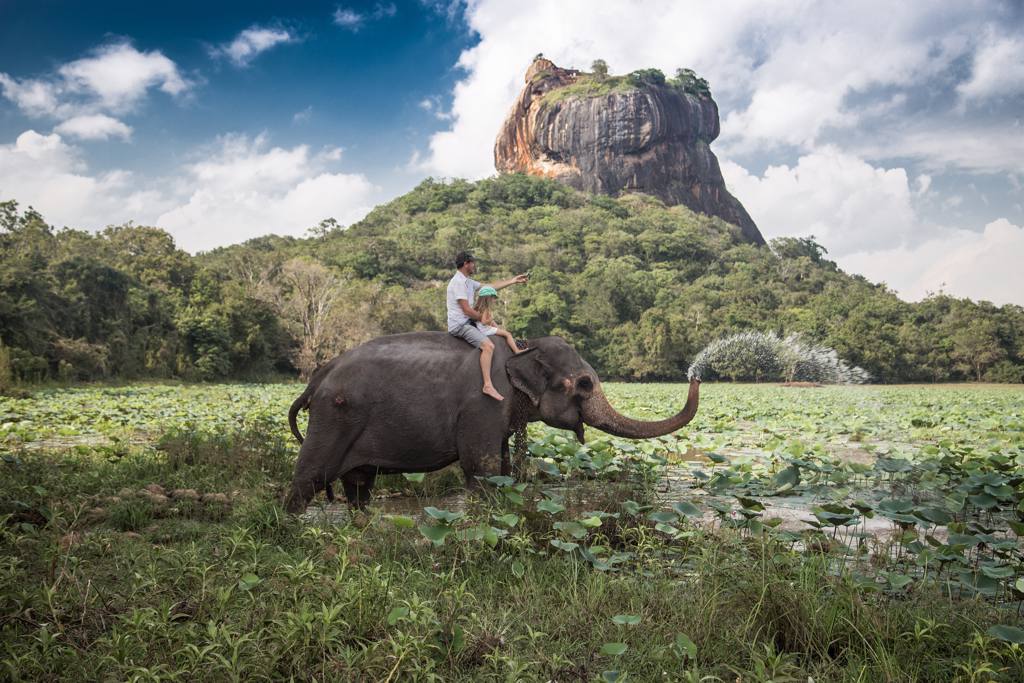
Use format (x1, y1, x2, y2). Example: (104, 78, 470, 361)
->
(486, 273, 529, 291)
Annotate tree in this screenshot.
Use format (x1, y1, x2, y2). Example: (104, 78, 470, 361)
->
(307, 218, 341, 240)
(671, 68, 711, 96)
(771, 236, 829, 263)
(951, 317, 1005, 381)
(175, 305, 232, 380)
(591, 59, 609, 80)
(276, 258, 346, 378)
(628, 68, 666, 87)
(1, 172, 1022, 385)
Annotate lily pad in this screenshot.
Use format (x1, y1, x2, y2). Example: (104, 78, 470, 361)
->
(987, 624, 1024, 644)
(611, 614, 641, 625)
(600, 642, 628, 656)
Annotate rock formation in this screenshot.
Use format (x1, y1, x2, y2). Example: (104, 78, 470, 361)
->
(494, 58, 765, 245)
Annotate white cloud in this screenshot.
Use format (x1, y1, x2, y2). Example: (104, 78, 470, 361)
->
(54, 114, 132, 141)
(155, 134, 378, 252)
(333, 3, 396, 31)
(416, 95, 452, 121)
(319, 146, 344, 161)
(292, 105, 313, 123)
(374, 3, 398, 19)
(862, 122, 1024, 175)
(0, 40, 190, 127)
(720, 149, 1024, 305)
(0, 75, 65, 118)
(957, 30, 1024, 102)
(57, 41, 189, 111)
(721, 148, 925, 256)
(333, 8, 363, 29)
(943, 195, 964, 209)
(211, 26, 296, 67)
(842, 219, 1024, 306)
(0, 130, 171, 228)
(420, 0, 466, 24)
(0, 130, 378, 252)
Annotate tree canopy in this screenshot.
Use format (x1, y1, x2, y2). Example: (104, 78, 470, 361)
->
(1, 175, 1021, 386)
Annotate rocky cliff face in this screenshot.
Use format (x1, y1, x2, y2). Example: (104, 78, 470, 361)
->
(495, 59, 765, 245)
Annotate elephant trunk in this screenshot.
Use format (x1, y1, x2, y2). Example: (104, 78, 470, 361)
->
(580, 379, 700, 439)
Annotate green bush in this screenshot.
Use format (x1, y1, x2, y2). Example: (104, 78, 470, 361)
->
(627, 67, 666, 87)
(984, 359, 1024, 383)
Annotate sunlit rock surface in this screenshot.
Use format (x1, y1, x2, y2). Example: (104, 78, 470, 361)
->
(495, 58, 765, 245)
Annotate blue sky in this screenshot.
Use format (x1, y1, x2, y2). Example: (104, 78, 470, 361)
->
(1, 0, 1023, 305)
(0, 0, 467, 190)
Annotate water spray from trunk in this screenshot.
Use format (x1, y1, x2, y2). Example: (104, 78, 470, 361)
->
(686, 331, 870, 384)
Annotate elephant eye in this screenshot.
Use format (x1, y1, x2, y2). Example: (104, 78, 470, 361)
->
(576, 376, 594, 393)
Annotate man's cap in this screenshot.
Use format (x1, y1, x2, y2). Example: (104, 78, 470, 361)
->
(454, 251, 475, 267)
(477, 286, 498, 298)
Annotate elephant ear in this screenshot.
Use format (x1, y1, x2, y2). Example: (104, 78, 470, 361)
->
(505, 347, 549, 406)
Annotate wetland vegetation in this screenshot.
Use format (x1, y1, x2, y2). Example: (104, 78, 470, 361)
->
(3, 382, 1023, 680)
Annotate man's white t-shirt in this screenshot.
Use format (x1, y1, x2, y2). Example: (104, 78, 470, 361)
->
(446, 270, 481, 332)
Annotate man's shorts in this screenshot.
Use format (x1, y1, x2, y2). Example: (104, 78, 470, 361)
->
(450, 322, 489, 348)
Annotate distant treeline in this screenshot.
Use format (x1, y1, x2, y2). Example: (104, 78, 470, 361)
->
(1, 174, 1022, 386)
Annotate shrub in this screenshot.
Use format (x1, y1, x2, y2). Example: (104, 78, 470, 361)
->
(984, 360, 1024, 383)
(670, 67, 711, 96)
(627, 68, 666, 87)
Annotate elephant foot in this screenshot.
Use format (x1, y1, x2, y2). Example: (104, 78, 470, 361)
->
(342, 468, 376, 509)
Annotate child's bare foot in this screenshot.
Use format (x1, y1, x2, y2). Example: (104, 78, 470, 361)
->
(482, 384, 504, 401)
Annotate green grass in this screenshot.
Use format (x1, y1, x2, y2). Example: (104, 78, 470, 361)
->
(539, 74, 640, 108)
(2, 382, 1024, 680)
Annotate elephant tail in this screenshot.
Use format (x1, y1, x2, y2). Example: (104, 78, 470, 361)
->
(288, 387, 312, 444)
(288, 357, 342, 444)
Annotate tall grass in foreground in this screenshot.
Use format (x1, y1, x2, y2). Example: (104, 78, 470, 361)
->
(1, 403, 1022, 681)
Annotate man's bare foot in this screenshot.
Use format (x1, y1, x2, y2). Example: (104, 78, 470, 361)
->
(482, 384, 504, 401)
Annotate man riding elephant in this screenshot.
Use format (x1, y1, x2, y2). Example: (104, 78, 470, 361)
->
(445, 251, 528, 401)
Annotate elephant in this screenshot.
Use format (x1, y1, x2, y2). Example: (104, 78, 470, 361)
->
(283, 331, 700, 513)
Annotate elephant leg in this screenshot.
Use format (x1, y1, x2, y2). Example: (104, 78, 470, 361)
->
(500, 438, 511, 477)
(284, 417, 362, 514)
(457, 432, 505, 488)
(341, 466, 377, 509)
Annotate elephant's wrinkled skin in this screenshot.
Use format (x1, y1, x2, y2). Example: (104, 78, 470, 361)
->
(284, 332, 699, 513)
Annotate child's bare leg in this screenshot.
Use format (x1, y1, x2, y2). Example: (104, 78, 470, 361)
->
(479, 340, 503, 401)
(499, 329, 521, 353)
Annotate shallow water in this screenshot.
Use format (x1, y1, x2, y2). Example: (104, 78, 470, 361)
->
(301, 456, 922, 549)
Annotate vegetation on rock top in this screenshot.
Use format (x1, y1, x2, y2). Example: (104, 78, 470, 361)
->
(539, 61, 713, 108)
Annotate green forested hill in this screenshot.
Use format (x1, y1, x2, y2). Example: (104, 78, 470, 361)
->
(1, 174, 1022, 385)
